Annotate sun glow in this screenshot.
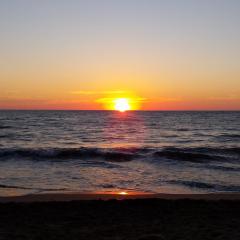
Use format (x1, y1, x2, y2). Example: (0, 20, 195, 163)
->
(97, 94, 144, 111)
(114, 98, 131, 112)
(118, 191, 128, 195)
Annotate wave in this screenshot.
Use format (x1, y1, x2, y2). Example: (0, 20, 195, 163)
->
(0, 146, 239, 163)
(0, 147, 137, 162)
(176, 128, 189, 131)
(0, 183, 67, 191)
(153, 147, 236, 163)
(0, 125, 12, 129)
(0, 135, 8, 139)
(218, 134, 240, 138)
(207, 165, 240, 172)
(168, 180, 240, 192)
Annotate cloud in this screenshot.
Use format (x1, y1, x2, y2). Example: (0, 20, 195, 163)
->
(149, 97, 183, 102)
(96, 97, 147, 103)
(208, 95, 240, 101)
(70, 90, 127, 95)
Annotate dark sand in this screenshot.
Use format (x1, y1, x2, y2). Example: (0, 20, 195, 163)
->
(0, 193, 239, 240)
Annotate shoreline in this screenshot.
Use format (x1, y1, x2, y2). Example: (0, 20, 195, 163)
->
(1, 194, 239, 240)
(1, 192, 240, 202)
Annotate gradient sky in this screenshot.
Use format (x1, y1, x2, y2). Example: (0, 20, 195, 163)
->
(1, 0, 240, 110)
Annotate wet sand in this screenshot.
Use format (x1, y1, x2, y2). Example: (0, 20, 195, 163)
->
(0, 193, 239, 240)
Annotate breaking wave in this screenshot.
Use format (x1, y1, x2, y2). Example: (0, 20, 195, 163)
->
(168, 180, 240, 192)
(0, 125, 12, 129)
(0, 147, 137, 162)
(0, 146, 239, 163)
(0, 183, 67, 191)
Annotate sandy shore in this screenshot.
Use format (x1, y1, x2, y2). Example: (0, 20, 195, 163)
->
(0, 195, 239, 240)
(0, 192, 240, 202)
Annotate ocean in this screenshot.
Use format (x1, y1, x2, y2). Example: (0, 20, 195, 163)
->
(0, 110, 239, 196)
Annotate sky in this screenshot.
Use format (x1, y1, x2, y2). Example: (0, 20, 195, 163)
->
(0, 0, 240, 110)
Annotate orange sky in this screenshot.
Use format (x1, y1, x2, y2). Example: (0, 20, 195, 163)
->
(0, 1, 240, 110)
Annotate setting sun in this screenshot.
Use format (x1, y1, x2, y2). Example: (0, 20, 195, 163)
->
(118, 191, 128, 195)
(114, 98, 131, 112)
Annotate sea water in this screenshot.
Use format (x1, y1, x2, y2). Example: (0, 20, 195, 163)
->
(0, 110, 239, 196)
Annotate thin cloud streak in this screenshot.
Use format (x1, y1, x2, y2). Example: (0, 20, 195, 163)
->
(96, 97, 147, 103)
(70, 90, 127, 95)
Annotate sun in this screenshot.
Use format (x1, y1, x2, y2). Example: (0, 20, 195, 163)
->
(114, 98, 131, 112)
(118, 191, 128, 195)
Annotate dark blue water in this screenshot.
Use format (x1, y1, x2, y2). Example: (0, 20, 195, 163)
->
(0, 110, 239, 196)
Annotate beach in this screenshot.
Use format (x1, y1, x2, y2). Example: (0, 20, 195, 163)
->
(0, 111, 239, 239)
(0, 193, 239, 240)
(1, 0, 240, 239)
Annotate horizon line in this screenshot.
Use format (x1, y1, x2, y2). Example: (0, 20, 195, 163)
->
(0, 109, 239, 112)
